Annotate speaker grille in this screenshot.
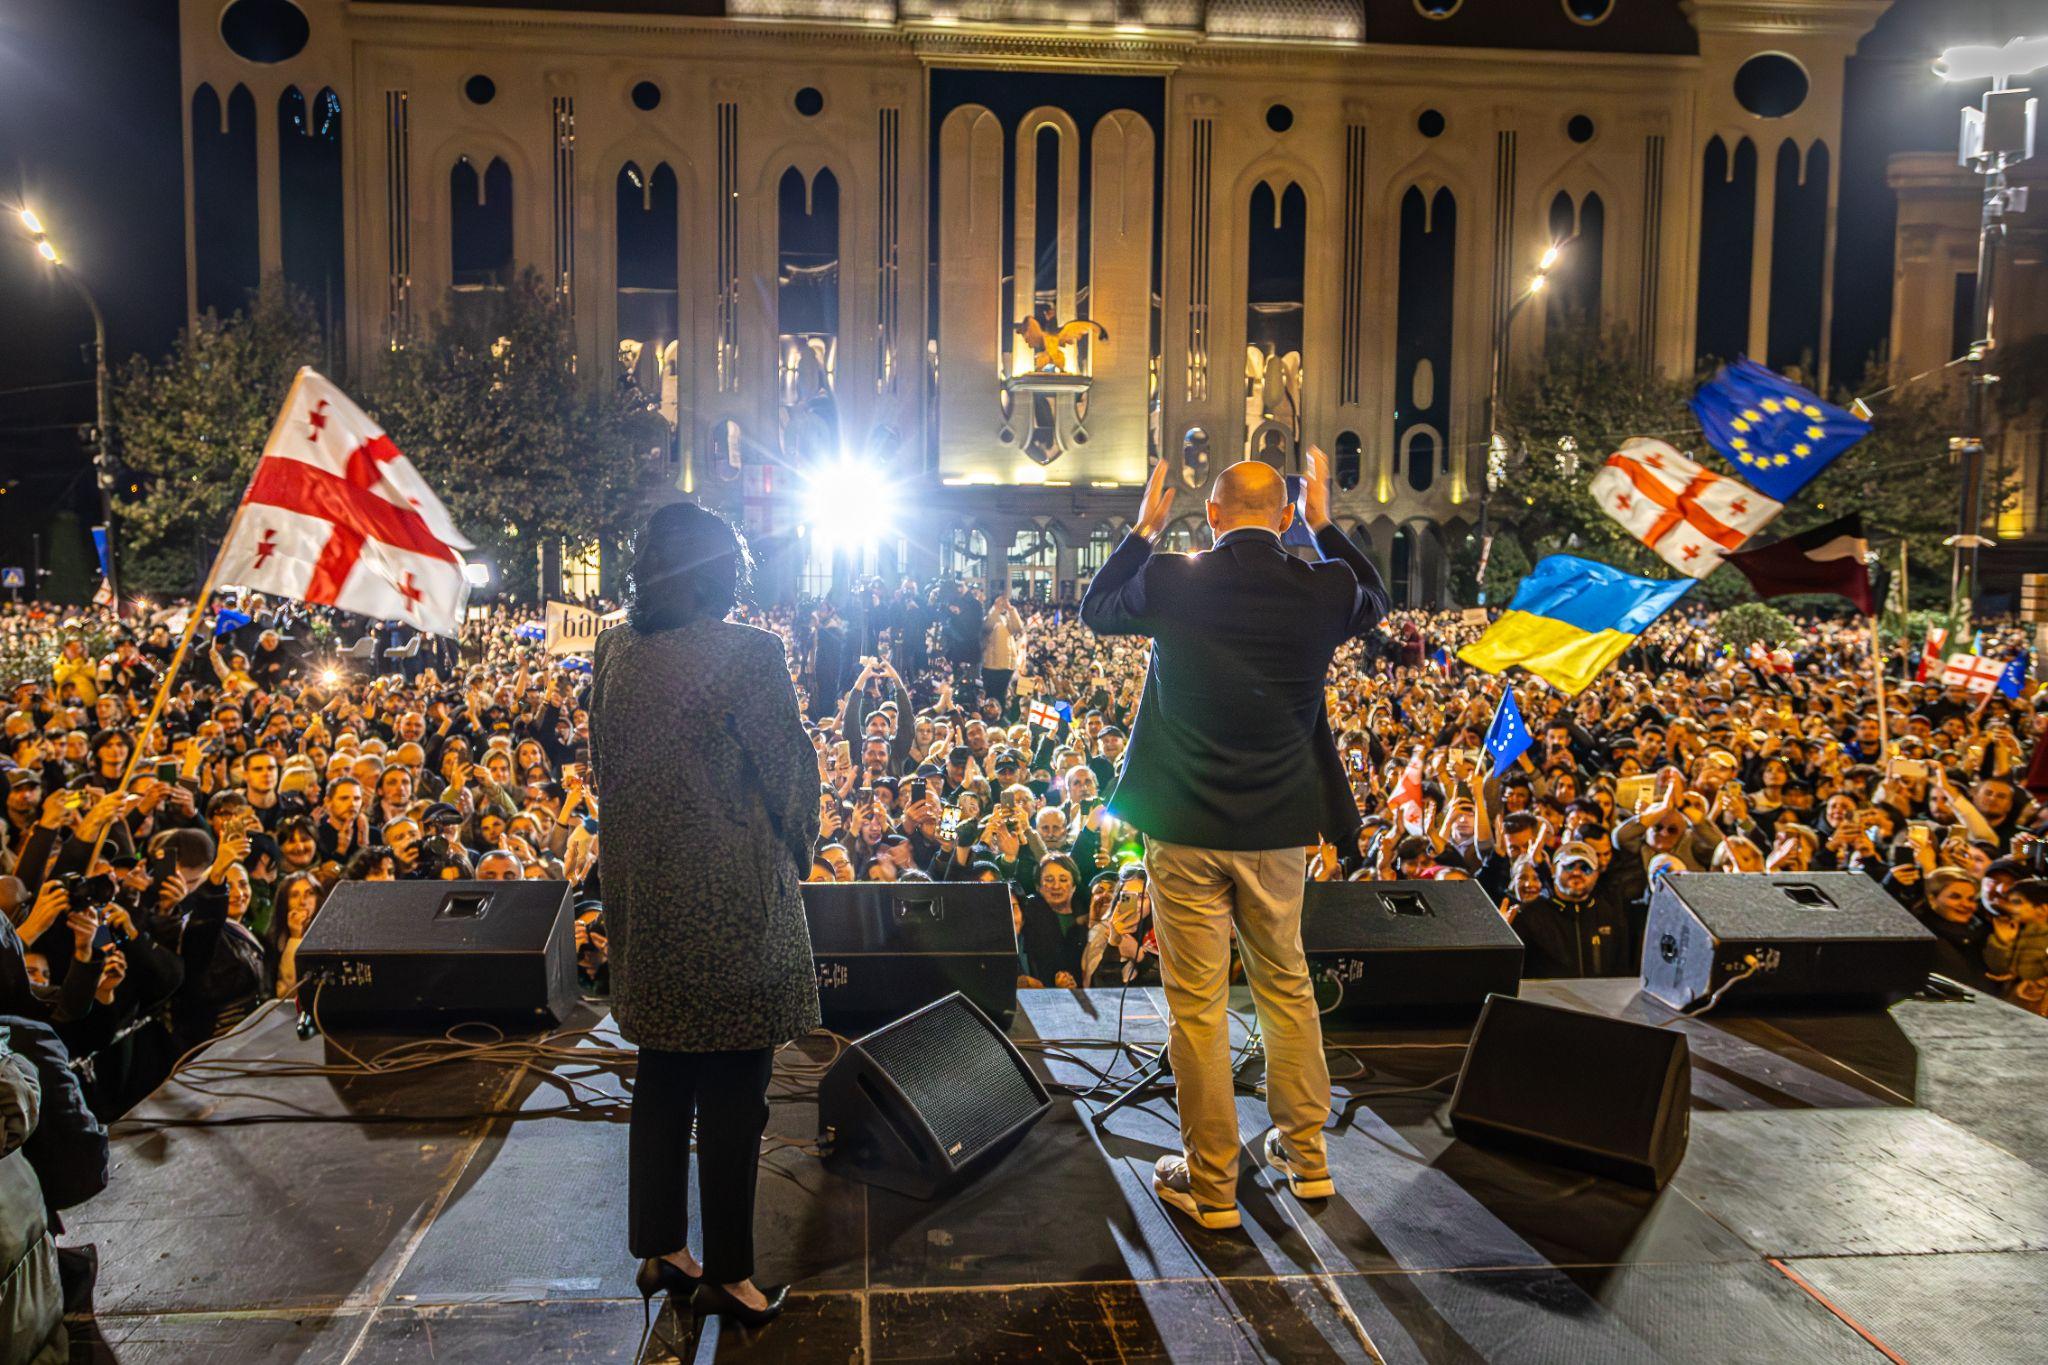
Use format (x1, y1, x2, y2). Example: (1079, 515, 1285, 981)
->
(859, 1000, 1039, 1162)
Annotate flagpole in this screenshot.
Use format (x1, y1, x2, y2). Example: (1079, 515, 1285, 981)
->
(84, 504, 251, 873)
(1869, 610, 1891, 756)
(82, 369, 308, 874)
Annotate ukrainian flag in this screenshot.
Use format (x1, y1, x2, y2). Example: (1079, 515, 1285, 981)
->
(1458, 555, 1693, 695)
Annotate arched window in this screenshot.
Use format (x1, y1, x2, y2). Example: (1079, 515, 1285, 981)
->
(1160, 516, 1212, 554)
(279, 87, 345, 342)
(617, 162, 680, 469)
(1078, 523, 1118, 579)
(1009, 528, 1060, 604)
(777, 167, 841, 468)
(940, 527, 989, 581)
(1544, 191, 1604, 346)
(451, 155, 514, 291)
(711, 419, 744, 482)
(192, 84, 259, 318)
(1335, 431, 1363, 491)
(1180, 427, 1212, 489)
(1768, 140, 1828, 377)
(1696, 136, 1757, 366)
(1402, 427, 1440, 493)
(1395, 186, 1456, 496)
(1245, 181, 1307, 460)
(1390, 525, 1414, 605)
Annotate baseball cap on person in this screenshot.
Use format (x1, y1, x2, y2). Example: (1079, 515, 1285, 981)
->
(6, 770, 39, 789)
(1555, 841, 1600, 872)
(991, 749, 1023, 769)
(421, 802, 463, 828)
(948, 745, 973, 764)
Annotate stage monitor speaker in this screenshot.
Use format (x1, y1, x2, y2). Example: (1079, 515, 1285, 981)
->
(803, 882, 1018, 1034)
(1640, 872, 1937, 1011)
(818, 992, 1051, 1200)
(1302, 880, 1523, 1021)
(1449, 994, 1691, 1191)
(295, 879, 578, 1027)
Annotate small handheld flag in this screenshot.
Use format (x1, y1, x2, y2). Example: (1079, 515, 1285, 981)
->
(1389, 748, 1427, 833)
(1917, 625, 1949, 682)
(1998, 656, 2026, 700)
(1938, 654, 2006, 695)
(1691, 358, 1869, 501)
(1484, 686, 1533, 778)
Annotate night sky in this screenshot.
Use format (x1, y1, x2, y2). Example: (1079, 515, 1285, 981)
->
(0, 0, 2036, 577)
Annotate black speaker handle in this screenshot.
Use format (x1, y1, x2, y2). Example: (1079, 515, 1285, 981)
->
(894, 892, 942, 921)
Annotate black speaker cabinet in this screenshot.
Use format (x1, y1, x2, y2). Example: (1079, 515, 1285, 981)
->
(804, 882, 1019, 1034)
(1640, 872, 1937, 1011)
(1302, 880, 1523, 1021)
(818, 992, 1051, 1200)
(1449, 994, 1691, 1191)
(295, 879, 578, 1027)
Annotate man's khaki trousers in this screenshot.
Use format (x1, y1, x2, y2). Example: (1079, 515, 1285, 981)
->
(1142, 839, 1330, 1208)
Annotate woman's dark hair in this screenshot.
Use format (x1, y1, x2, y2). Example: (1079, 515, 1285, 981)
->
(267, 870, 325, 960)
(627, 501, 752, 631)
(345, 846, 397, 880)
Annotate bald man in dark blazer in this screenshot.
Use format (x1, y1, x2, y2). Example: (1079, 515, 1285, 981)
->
(1081, 448, 1387, 1231)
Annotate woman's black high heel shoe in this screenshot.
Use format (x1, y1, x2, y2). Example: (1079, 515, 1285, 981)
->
(692, 1280, 789, 1328)
(635, 1256, 702, 1335)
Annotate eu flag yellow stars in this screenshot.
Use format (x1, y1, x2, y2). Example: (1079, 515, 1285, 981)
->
(1690, 357, 1871, 500)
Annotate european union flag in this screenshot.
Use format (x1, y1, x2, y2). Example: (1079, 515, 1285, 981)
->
(1999, 656, 2027, 700)
(1484, 684, 1533, 778)
(1280, 476, 1320, 552)
(213, 608, 252, 638)
(1691, 357, 1869, 501)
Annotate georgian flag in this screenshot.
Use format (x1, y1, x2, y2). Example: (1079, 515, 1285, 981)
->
(1027, 698, 1062, 731)
(218, 369, 473, 636)
(1388, 747, 1427, 834)
(1939, 653, 2007, 695)
(1588, 437, 1782, 579)
(1917, 625, 1949, 683)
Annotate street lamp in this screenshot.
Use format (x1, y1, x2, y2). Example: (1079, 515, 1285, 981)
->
(13, 205, 122, 615)
(1478, 235, 1573, 603)
(1935, 36, 2042, 619)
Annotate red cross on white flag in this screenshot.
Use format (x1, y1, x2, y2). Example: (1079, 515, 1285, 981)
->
(1587, 437, 1783, 579)
(1939, 653, 2005, 694)
(217, 368, 474, 636)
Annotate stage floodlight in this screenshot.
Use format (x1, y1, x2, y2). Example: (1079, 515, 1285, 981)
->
(801, 459, 896, 548)
(1935, 35, 2048, 85)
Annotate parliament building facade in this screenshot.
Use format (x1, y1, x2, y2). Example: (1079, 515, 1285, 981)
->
(175, 0, 2042, 606)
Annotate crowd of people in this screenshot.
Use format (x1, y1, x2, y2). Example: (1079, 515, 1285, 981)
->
(0, 567, 2043, 1312)
(761, 581, 2048, 1014)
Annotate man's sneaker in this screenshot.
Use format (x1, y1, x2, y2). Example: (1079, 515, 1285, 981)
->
(1263, 1128, 1334, 1200)
(1153, 1154, 1241, 1230)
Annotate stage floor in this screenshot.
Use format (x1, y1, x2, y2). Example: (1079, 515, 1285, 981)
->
(60, 979, 2048, 1363)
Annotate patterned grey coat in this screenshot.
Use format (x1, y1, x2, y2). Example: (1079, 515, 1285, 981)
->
(589, 619, 821, 1052)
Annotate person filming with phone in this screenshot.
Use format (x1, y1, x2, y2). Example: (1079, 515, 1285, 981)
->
(1080, 447, 1387, 1231)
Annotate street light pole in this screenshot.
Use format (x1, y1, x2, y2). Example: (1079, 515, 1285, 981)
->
(1935, 36, 2043, 621)
(1479, 238, 1569, 604)
(16, 207, 122, 616)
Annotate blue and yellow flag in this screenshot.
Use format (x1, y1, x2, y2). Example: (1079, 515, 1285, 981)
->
(1690, 358, 1870, 501)
(1458, 555, 1693, 695)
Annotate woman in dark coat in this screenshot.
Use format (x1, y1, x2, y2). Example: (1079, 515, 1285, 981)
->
(590, 503, 820, 1331)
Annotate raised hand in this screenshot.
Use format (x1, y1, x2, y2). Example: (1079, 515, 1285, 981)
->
(1134, 455, 1178, 540)
(1302, 444, 1333, 531)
